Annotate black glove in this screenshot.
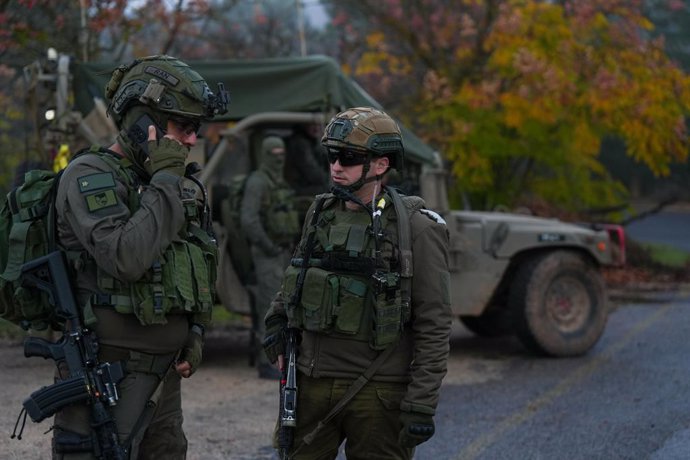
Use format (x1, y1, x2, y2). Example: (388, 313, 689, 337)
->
(178, 324, 204, 376)
(149, 137, 188, 176)
(399, 409, 435, 448)
(263, 315, 288, 363)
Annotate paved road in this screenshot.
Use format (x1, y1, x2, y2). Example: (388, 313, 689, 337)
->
(5, 292, 690, 459)
(625, 209, 690, 252)
(416, 290, 690, 460)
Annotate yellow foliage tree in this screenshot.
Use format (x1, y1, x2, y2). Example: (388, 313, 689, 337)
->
(329, 0, 690, 213)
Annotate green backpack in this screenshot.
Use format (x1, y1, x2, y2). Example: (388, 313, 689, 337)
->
(0, 149, 129, 330)
(0, 167, 63, 330)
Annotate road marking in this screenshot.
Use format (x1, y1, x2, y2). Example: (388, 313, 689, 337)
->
(454, 300, 681, 460)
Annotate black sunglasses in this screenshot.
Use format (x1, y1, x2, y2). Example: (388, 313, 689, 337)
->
(327, 149, 368, 167)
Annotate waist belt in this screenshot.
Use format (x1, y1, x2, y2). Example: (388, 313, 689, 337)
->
(99, 345, 177, 377)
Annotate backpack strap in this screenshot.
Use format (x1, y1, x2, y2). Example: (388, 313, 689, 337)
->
(385, 186, 413, 321)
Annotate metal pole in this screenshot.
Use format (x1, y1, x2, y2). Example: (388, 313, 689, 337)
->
(79, 0, 89, 61)
(296, 0, 307, 56)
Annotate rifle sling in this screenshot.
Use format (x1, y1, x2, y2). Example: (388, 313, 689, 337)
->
(120, 354, 179, 457)
(99, 346, 179, 456)
(298, 339, 399, 449)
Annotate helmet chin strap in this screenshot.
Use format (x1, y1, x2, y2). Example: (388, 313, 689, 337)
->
(331, 167, 387, 212)
(336, 151, 382, 194)
(333, 152, 390, 204)
(330, 184, 370, 211)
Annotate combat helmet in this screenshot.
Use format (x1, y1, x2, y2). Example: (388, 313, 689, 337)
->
(105, 55, 228, 126)
(321, 107, 404, 171)
(103, 55, 228, 170)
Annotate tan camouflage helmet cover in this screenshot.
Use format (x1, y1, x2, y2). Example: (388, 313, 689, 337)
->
(321, 107, 404, 170)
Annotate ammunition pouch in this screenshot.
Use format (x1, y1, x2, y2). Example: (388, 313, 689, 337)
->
(93, 233, 216, 326)
(283, 265, 369, 336)
(371, 271, 405, 350)
(282, 189, 414, 349)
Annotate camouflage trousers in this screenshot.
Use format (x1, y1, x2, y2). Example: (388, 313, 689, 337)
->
(278, 373, 414, 460)
(52, 350, 185, 460)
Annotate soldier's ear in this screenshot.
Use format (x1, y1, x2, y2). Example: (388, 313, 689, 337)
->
(373, 156, 389, 175)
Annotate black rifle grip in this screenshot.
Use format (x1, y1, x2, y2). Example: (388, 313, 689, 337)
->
(23, 336, 55, 359)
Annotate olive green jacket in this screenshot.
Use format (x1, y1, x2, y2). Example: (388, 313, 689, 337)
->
(55, 152, 191, 354)
(266, 192, 452, 413)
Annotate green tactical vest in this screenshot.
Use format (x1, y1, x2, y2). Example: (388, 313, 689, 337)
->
(258, 171, 301, 246)
(281, 190, 414, 350)
(81, 152, 217, 327)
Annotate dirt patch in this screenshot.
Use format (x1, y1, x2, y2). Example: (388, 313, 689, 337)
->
(0, 325, 280, 460)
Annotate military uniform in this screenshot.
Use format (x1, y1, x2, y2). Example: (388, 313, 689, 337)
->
(240, 136, 301, 376)
(264, 107, 452, 459)
(284, 125, 330, 197)
(50, 56, 228, 459)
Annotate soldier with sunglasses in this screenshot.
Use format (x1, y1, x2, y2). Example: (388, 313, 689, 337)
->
(52, 56, 228, 459)
(263, 107, 452, 459)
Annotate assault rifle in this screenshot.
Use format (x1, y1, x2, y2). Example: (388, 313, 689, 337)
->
(278, 328, 298, 458)
(19, 251, 126, 460)
(278, 196, 326, 459)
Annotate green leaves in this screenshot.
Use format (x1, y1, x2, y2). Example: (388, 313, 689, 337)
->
(340, 0, 690, 215)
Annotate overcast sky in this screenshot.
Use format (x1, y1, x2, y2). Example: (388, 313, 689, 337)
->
(303, 0, 329, 29)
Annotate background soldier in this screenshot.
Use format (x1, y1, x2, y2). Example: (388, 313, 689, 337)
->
(284, 123, 330, 197)
(53, 56, 227, 459)
(241, 136, 301, 379)
(263, 107, 452, 459)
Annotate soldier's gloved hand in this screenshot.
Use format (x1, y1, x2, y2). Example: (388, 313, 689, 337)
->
(149, 136, 188, 177)
(398, 408, 436, 448)
(177, 324, 204, 378)
(263, 315, 288, 364)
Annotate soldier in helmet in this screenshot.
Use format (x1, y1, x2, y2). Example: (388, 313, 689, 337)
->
(263, 107, 452, 459)
(52, 56, 228, 459)
(240, 135, 301, 379)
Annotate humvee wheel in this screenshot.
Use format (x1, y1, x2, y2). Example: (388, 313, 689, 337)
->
(460, 308, 512, 337)
(509, 250, 607, 357)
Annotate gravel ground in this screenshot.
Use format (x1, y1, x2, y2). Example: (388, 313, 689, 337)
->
(0, 324, 280, 460)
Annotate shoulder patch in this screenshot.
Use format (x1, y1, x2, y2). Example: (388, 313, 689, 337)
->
(419, 209, 446, 225)
(85, 190, 119, 212)
(78, 172, 116, 193)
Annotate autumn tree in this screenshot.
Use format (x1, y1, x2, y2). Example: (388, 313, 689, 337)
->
(0, 0, 331, 195)
(324, 0, 690, 214)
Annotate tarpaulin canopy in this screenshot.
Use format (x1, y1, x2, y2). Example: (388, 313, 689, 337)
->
(72, 55, 438, 166)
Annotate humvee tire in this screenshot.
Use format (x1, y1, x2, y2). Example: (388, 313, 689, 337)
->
(509, 250, 607, 357)
(460, 307, 513, 337)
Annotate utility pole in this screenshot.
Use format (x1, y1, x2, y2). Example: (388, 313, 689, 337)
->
(79, 0, 89, 62)
(296, 0, 307, 56)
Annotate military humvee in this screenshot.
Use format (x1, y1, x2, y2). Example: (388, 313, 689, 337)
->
(27, 53, 626, 357)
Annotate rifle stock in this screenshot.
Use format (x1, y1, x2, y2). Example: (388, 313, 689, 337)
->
(19, 251, 126, 460)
